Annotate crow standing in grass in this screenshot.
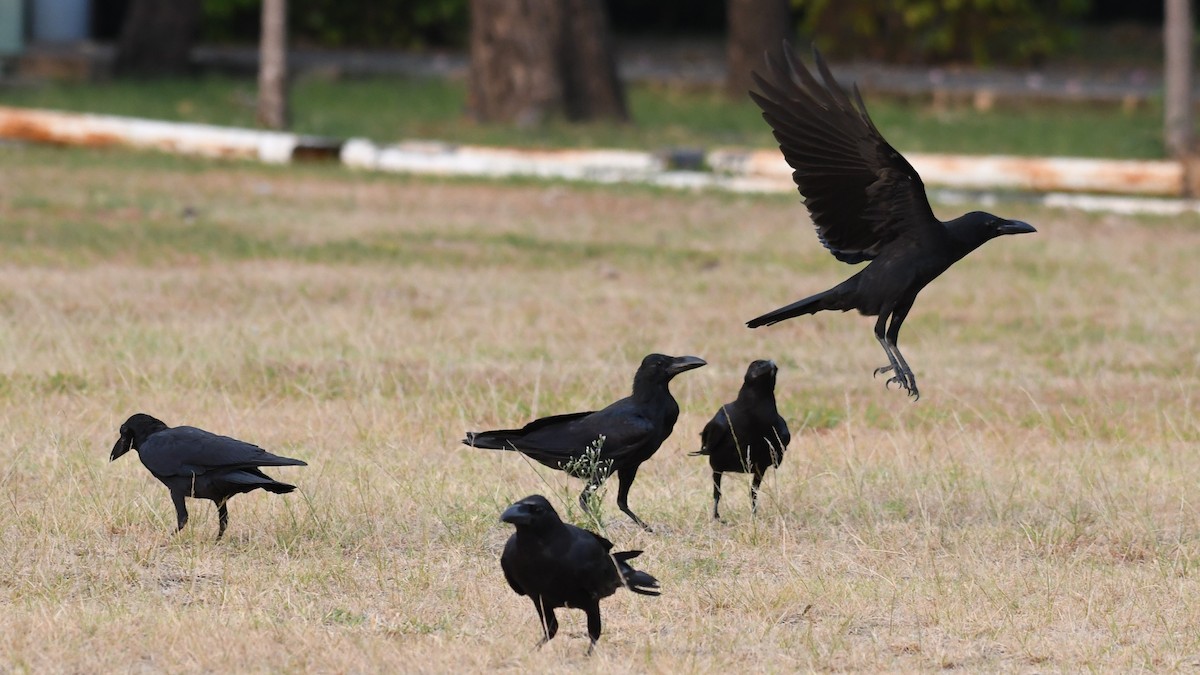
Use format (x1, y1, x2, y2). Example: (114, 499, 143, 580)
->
(745, 43, 1036, 400)
(464, 353, 706, 531)
(500, 494, 660, 654)
(110, 413, 307, 539)
(691, 359, 790, 520)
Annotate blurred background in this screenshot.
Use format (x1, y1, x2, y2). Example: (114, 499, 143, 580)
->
(0, 0, 1192, 163)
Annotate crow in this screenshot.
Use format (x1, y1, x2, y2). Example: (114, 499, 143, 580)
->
(110, 413, 307, 538)
(500, 494, 660, 654)
(690, 359, 790, 520)
(464, 353, 706, 531)
(745, 43, 1036, 400)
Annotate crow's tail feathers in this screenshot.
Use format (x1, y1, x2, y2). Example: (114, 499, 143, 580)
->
(461, 431, 517, 450)
(223, 470, 296, 494)
(260, 481, 297, 494)
(614, 550, 661, 596)
(746, 287, 851, 328)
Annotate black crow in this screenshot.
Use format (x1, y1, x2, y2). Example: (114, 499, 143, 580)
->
(745, 43, 1036, 400)
(110, 413, 307, 538)
(500, 494, 660, 654)
(465, 353, 706, 530)
(691, 359, 790, 519)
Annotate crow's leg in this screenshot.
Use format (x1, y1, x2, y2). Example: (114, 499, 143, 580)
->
(584, 602, 603, 656)
(884, 299, 919, 399)
(711, 471, 723, 520)
(533, 599, 558, 648)
(616, 466, 652, 531)
(751, 470, 765, 515)
(872, 312, 904, 380)
(887, 343, 919, 400)
(215, 500, 230, 539)
(578, 479, 605, 523)
(170, 490, 189, 534)
(873, 302, 919, 399)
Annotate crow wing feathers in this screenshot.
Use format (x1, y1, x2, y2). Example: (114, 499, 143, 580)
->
(750, 44, 939, 264)
(469, 398, 662, 472)
(138, 426, 307, 478)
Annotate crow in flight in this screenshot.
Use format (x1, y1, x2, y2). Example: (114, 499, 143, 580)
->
(500, 494, 660, 654)
(464, 353, 706, 530)
(110, 413, 307, 538)
(691, 359, 790, 520)
(745, 43, 1036, 400)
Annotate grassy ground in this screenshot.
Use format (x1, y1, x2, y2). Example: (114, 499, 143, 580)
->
(1, 144, 1199, 671)
(0, 74, 1166, 159)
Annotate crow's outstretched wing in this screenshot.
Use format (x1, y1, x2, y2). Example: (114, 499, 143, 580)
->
(750, 43, 940, 264)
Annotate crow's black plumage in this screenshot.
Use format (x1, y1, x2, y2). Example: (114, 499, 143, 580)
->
(690, 359, 790, 520)
(745, 43, 1036, 400)
(499, 494, 660, 654)
(464, 353, 706, 530)
(110, 413, 307, 538)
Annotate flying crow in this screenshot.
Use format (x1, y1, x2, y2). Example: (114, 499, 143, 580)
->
(745, 43, 1036, 399)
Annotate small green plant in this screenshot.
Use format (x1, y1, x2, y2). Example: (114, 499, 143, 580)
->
(558, 436, 613, 530)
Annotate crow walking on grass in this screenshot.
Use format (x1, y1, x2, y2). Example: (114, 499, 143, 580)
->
(500, 494, 660, 654)
(110, 413, 307, 539)
(745, 43, 1036, 400)
(691, 359, 790, 520)
(465, 353, 706, 531)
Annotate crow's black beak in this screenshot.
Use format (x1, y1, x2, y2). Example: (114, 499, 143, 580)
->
(999, 220, 1036, 235)
(110, 433, 133, 461)
(666, 355, 707, 376)
(500, 503, 532, 525)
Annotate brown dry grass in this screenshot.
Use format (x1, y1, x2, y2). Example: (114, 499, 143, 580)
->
(1, 145, 1199, 672)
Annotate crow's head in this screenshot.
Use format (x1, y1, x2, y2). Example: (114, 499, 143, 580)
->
(744, 359, 779, 387)
(952, 211, 1037, 247)
(634, 353, 707, 390)
(110, 413, 168, 461)
(500, 494, 563, 530)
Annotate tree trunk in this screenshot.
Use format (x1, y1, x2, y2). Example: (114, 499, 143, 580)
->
(114, 0, 202, 76)
(562, 0, 628, 121)
(467, 0, 627, 125)
(1164, 0, 1194, 159)
(257, 0, 290, 130)
(726, 0, 791, 99)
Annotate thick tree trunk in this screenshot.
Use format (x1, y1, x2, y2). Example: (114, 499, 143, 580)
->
(562, 0, 628, 121)
(467, 0, 627, 125)
(467, 0, 562, 126)
(257, 0, 290, 130)
(726, 0, 791, 99)
(114, 0, 202, 76)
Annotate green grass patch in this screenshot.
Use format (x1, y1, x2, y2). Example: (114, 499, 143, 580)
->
(0, 74, 1166, 158)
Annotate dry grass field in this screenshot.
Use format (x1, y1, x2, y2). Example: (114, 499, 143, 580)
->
(1, 143, 1198, 672)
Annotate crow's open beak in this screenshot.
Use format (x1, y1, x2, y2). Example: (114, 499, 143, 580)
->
(999, 220, 1036, 235)
(110, 433, 133, 461)
(667, 355, 707, 376)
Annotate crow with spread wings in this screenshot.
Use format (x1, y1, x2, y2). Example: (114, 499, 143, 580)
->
(746, 43, 1036, 399)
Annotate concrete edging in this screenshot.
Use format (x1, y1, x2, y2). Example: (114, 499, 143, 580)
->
(0, 105, 1191, 212)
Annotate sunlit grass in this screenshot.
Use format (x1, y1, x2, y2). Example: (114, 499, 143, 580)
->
(0, 144, 1198, 669)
